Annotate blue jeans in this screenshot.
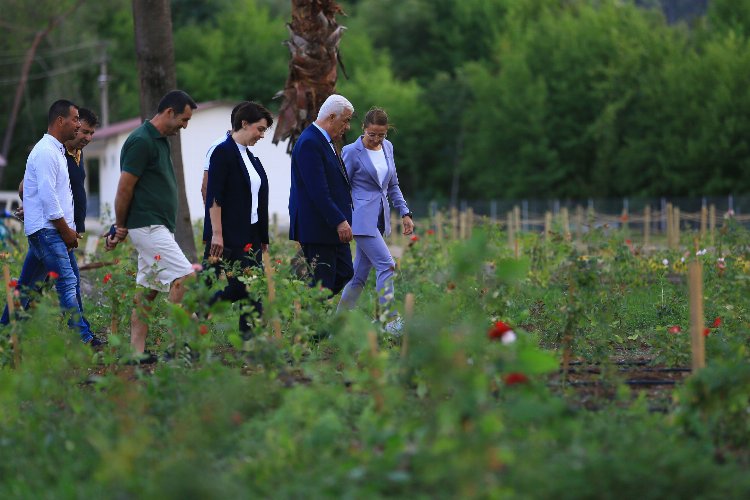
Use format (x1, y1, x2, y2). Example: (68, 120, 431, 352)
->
(1, 229, 92, 342)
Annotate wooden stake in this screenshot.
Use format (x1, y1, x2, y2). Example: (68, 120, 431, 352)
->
(700, 205, 707, 240)
(561, 207, 570, 241)
(513, 205, 521, 236)
(575, 205, 583, 242)
(688, 261, 706, 372)
(451, 207, 458, 240)
(507, 211, 515, 250)
(436, 212, 444, 242)
(666, 202, 674, 249)
(459, 210, 467, 240)
(262, 252, 281, 339)
(644, 206, 651, 248)
(674, 207, 681, 248)
(467, 208, 474, 239)
(401, 293, 415, 360)
(367, 330, 384, 412)
(709, 204, 716, 246)
(544, 211, 552, 243)
(4, 265, 20, 368)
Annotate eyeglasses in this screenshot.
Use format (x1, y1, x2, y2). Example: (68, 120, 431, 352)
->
(365, 132, 387, 139)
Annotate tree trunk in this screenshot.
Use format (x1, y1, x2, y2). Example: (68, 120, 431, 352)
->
(272, 0, 347, 151)
(132, 0, 196, 262)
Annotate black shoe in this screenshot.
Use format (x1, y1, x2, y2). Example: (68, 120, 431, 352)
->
(88, 335, 108, 349)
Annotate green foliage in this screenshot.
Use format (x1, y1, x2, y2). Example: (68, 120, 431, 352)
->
(1, 218, 750, 494)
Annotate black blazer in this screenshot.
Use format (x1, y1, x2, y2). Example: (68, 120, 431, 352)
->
(203, 136, 269, 248)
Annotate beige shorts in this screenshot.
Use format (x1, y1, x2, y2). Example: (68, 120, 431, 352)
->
(128, 225, 194, 292)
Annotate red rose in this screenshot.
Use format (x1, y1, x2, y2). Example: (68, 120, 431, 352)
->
(199, 324, 209, 335)
(103, 273, 112, 284)
(244, 243, 253, 252)
(427, 229, 435, 235)
(7, 279, 17, 288)
(504, 372, 528, 385)
(668, 325, 682, 334)
(703, 328, 710, 337)
(711, 317, 721, 328)
(488, 320, 517, 344)
(47, 271, 60, 279)
(154, 254, 161, 261)
(410, 235, 419, 242)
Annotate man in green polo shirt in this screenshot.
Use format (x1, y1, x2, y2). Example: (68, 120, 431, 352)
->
(110, 90, 197, 360)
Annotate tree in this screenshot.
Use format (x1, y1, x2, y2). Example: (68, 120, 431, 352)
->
(132, 0, 196, 261)
(0, 0, 85, 187)
(272, 0, 346, 150)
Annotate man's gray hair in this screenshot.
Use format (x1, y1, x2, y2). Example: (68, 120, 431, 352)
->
(317, 94, 354, 121)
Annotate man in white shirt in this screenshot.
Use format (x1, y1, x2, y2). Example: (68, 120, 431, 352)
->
(12, 100, 103, 345)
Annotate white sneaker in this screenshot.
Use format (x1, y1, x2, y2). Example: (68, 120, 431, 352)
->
(384, 317, 404, 336)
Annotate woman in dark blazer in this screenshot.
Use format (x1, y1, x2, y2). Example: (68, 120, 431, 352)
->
(203, 101, 273, 337)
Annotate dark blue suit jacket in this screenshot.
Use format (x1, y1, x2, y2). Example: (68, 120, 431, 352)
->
(288, 125, 352, 245)
(203, 136, 269, 248)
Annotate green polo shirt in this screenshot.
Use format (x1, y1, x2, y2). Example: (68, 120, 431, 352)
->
(120, 120, 178, 232)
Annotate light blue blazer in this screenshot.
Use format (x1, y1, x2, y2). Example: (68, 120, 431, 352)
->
(342, 136, 410, 237)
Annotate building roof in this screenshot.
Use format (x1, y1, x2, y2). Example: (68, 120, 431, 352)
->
(92, 100, 233, 141)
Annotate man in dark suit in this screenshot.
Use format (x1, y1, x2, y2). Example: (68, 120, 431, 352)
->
(289, 94, 355, 295)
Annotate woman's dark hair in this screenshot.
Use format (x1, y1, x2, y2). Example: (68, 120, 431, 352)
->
(363, 107, 389, 128)
(232, 101, 273, 131)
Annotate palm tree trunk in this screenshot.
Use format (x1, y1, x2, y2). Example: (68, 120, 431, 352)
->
(273, 0, 347, 151)
(132, 0, 196, 262)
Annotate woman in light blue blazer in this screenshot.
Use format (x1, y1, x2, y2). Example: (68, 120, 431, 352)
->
(337, 108, 414, 332)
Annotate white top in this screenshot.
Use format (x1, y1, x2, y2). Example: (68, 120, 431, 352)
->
(22, 134, 74, 236)
(366, 148, 388, 185)
(236, 141, 261, 224)
(204, 132, 230, 171)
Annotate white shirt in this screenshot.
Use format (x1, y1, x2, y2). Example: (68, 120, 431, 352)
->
(236, 141, 261, 224)
(204, 132, 230, 171)
(366, 148, 388, 186)
(22, 133, 74, 236)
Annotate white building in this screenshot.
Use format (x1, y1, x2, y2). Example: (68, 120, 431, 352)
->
(85, 101, 292, 229)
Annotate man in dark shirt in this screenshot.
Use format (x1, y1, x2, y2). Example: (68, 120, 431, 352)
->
(1, 108, 100, 340)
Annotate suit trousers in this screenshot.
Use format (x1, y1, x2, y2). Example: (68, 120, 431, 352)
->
(337, 233, 396, 318)
(300, 242, 353, 296)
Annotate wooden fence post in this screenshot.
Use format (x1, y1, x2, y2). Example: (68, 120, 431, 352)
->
(709, 204, 716, 246)
(674, 207, 681, 248)
(436, 211, 444, 242)
(700, 205, 707, 240)
(459, 210, 467, 240)
(688, 261, 706, 372)
(513, 205, 521, 237)
(544, 211, 552, 243)
(644, 205, 651, 248)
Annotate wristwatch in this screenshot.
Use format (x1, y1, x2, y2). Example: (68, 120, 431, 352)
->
(402, 212, 413, 218)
